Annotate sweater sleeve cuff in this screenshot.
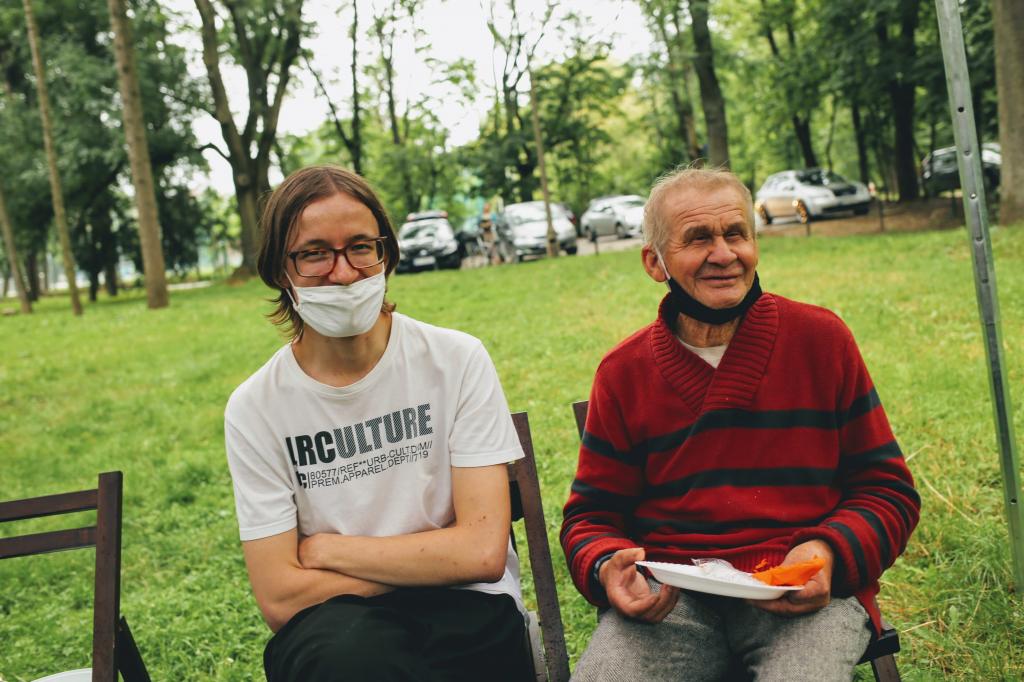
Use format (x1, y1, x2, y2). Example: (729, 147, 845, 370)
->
(588, 553, 616, 602)
(575, 539, 638, 607)
(789, 527, 858, 595)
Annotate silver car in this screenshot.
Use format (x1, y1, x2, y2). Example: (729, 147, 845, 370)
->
(580, 195, 645, 239)
(503, 201, 578, 261)
(755, 169, 871, 225)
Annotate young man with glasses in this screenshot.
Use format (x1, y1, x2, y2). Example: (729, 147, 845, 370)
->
(224, 165, 531, 681)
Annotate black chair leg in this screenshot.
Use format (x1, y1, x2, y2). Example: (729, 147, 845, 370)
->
(116, 617, 152, 682)
(871, 654, 900, 682)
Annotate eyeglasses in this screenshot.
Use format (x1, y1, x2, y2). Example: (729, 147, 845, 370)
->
(288, 237, 389, 277)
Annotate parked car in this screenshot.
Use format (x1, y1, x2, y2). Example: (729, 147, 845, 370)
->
(920, 142, 1001, 197)
(755, 169, 871, 224)
(502, 201, 578, 260)
(395, 216, 462, 272)
(580, 195, 645, 239)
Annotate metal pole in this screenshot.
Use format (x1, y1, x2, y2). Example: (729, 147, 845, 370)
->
(935, 0, 1024, 591)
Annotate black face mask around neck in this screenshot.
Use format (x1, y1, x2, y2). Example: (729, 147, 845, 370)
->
(664, 272, 762, 326)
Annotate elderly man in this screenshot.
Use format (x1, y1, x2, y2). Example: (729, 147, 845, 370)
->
(561, 167, 919, 681)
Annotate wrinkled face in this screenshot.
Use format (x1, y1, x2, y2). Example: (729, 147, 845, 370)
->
(642, 185, 758, 309)
(284, 192, 384, 288)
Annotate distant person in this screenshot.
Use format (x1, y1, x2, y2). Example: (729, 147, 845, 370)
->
(561, 167, 920, 681)
(224, 165, 531, 682)
(478, 202, 501, 265)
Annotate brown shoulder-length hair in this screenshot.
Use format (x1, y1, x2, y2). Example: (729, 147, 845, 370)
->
(257, 165, 401, 340)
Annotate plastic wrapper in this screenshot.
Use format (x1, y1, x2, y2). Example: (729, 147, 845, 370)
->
(689, 558, 766, 586)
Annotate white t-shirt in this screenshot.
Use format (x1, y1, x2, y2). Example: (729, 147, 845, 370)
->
(679, 338, 728, 368)
(224, 312, 524, 606)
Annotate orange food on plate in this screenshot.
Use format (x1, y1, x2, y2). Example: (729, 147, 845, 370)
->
(751, 556, 826, 586)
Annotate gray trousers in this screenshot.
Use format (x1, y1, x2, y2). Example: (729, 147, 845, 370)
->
(572, 583, 872, 682)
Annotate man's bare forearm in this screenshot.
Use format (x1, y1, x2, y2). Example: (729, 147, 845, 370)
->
(299, 526, 507, 587)
(259, 564, 393, 632)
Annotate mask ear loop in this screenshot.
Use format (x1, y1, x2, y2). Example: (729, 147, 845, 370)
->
(653, 248, 671, 285)
(284, 271, 301, 310)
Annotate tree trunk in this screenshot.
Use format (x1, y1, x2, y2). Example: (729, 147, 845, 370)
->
(194, 0, 304, 277)
(763, 18, 817, 169)
(651, 8, 699, 162)
(378, 32, 416, 215)
(350, 0, 362, 175)
(851, 100, 870, 185)
(0, 182, 31, 313)
(680, 70, 702, 161)
(23, 0, 83, 315)
(793, 115, 818, 167)
(994, 0, 1024, 224)
(104, 260, 119, 296)
(890, 82, 918, 200)
(25, 251, 39, 301)
(687, 0, 730, 167)
(877, 0, 920, 201)
(88, 271, 99, 302)
(107, 0, 169, 308)
(529, 74, 557, 258)
(235, 177, 260, 273)
(824, 96, 838, 171)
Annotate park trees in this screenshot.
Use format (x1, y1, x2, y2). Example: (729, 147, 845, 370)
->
(688, 0, 730, 167)
(193, 0, 306, 276)
(876, 0, 923, 201)
(22, 0, 82, 315)
(0, 182, 31, 313)
(473, 0, 555, 204)
(993, 0, 1024, 224)
(637, 0, 702, 166)
(107, 0, 169, 309)
(2, 0, 206, 304)
(530, 23, 626, 214)
(758, 0, 823, 169)
(304, 1, 364, 175)
(370, 0, 422, 216)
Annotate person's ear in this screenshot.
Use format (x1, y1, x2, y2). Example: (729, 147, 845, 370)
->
(642, 246, 667, 283)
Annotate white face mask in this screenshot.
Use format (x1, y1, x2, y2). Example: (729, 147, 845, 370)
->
(286, 271, 386, 338)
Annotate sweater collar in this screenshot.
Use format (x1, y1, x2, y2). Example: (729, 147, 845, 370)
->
(651, 292, 779, 415)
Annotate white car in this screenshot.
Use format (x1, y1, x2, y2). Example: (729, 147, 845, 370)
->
(503, 201, 578, 260)
(580, 195, 646, 239)
(755, 169, 871, 225)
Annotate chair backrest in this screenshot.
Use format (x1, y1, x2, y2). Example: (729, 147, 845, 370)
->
(0, 471, 150, 682)
(571, 400, 588, 440)
(509, 411, 571, 682)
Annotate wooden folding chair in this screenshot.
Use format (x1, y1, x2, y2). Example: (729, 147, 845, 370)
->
(509, 411, 571, 682)
(0, 471, 151, 682)
(571, 400, 902, 682)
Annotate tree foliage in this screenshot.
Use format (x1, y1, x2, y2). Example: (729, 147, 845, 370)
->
(1, 0, 207, 304)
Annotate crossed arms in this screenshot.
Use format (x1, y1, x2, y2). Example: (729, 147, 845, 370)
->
(243, 463, 511, 632)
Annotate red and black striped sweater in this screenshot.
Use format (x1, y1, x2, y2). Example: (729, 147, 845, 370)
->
(561, 293, 920, 633)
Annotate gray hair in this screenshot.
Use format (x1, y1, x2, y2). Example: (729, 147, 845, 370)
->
(642, 166, 755, 253)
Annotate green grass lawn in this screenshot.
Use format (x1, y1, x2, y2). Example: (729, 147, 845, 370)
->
(2, 226, 1023, 680)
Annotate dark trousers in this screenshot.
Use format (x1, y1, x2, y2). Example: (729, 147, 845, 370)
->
(264, 588, 532, 682)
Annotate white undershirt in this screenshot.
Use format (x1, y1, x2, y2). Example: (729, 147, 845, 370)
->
(678, 337, 729, 368)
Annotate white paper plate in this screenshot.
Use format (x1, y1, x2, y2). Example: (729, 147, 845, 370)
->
(637, 561, 805, 600)
(31, 670, 92, 682)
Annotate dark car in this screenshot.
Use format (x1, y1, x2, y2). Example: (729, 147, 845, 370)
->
(921, 143, 1001, 197)
(395, 217, 462, 273)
